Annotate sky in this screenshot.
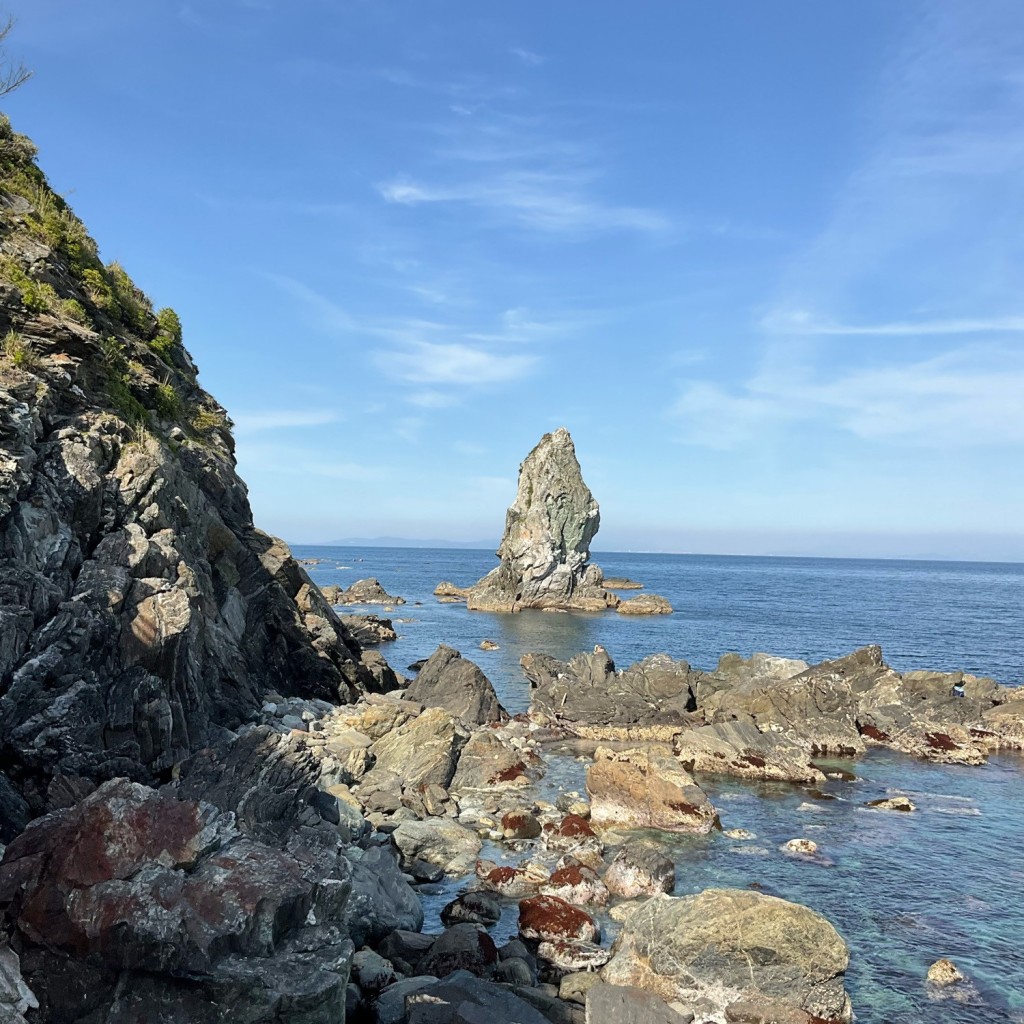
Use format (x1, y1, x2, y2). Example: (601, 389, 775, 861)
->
(4, 1, 1024, 560)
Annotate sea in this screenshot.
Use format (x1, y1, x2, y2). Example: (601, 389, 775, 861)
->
(294, 545, 1024, 1023)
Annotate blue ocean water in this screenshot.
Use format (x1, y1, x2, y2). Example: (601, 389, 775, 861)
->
(295, 546, 1024, 1022)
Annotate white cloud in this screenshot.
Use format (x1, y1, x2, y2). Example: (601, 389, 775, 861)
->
(671, 346, 1024, 450)
(233, 409, 339, 433)
(377, 341, 537, 385)
(763, 309, 1024, 337)
(510, 47, 544, 66)
(377, 170, 667, 235)
(406, 389, 458, 408)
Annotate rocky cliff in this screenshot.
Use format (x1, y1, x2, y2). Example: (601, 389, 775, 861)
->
(0, 113, 386, 837)
(466, 428, 618, 612)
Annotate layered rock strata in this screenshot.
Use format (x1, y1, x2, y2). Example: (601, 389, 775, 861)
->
(525, 643, 1024, 776)
(466, 428, 618, 612)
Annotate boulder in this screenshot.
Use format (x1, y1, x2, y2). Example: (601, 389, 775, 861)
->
(540, 862, 609, 906)
(477, 862, 549, 898)
(376, 931, 435, 975)
(351, 949, 397, 995)
(603, 840, 675, 898)
(361, 706, 469, 791)
(405, 645, 506, 725)
(417, 925, 499, 979)
(867, 796, 916, 812)
(466, 428, 618, 613)
(560, 970, 603, 1006)
(586, 747, 718, 833)
(373, 976, 438, 1024)
(519, 895, 600, 944)
(393, 818, 483, 876)
(0, 945, 36, 1024)
(601, 889, 851, 1022)
(538, 939, 612, 973)
(434, 581, 469, 600)
(0, 780, 353, 1022)
(502, 809, 543, 840)
(926, 959, 965, 987)
(450, 730, 540, 792)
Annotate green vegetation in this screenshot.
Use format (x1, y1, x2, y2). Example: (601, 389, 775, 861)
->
(0, 253, 59, 314)
(153, 380, 183, 420)
(151, 306, 182, 363)
(2, 327, 37, 369)
(191, 405, 228, 437)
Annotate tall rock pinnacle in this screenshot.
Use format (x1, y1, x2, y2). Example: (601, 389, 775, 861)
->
(466, 428, 618, 612)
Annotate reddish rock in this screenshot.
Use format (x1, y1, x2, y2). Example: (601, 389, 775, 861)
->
(539, 862, 609, 906)
(502, 810, 543, 840)
(519, 895, 599, 944)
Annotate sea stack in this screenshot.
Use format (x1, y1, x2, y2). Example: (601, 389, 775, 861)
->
(466, 428, 618, 612)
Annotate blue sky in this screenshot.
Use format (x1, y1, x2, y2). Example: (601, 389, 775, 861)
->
(5, 1, 1024, 559)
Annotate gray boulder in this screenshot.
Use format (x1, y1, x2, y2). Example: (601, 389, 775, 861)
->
(405, 645, 506, 725)
(345, 846, 424, 948)
(406, 971, 551, 1024)
(393, 818, 483, 876)
(602, 889, 852, 1022)
(585, 983, 692, 1024)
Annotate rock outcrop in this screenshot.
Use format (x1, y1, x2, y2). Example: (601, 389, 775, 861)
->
(0, 114, 380, 827)
(466, 428, 618, 612)
(526, 643, 1024, 773)
(404, 644, 506, 725)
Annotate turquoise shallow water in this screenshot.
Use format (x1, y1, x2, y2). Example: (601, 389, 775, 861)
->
(295, 546, 1024, 1022)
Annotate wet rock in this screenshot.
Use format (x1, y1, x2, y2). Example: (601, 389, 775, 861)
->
(867, 796, 916, 812)
(441, 890, 502, 927)
(405, 645, 506, 725)
(540, 861, 609, 906)
(675, 718, 826, 784)
(479, 638, 500, 650)
(617, 593, 673, 615)
(587, 746, 718, 833)
(926, 958, 965, 987)
(519, 895, 600, 944)
(502, 809, 543, 839)
(340, 613, 398, 646)
(585, 982, 692, 1024)
(478, 862, 549, 898)
(393, 818, 483, 876)
(782, 838, 818, 856)
(602, 578, 644, 590)
(466, 429, 618, 613)
(491, 956, 537, 986)
(418, 924, 499, 979)
(602, 889, 851, 1022)
(336, 577, 405, 605)
(603, 839, 675, 898)
(434, 581, 469, 600)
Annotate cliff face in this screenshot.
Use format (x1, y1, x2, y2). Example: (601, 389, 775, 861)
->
(0, 114, 381, 837)
(466, 427, 618, 612)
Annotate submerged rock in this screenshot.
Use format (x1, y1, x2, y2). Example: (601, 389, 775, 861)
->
(617, 593, 673, 615)
(466, 428, 618, 613)
(335, 577, 405, 605)
(603, 840, 675, 898)
(601, 889, 851, 1022)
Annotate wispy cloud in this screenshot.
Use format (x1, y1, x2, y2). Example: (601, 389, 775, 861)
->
(510, 47, 544, 66)
(233, 409, 339, 434)
(378, 171, 666, 234)
(376, 341, 537, 385)
(763, 309, 1024, 337)
(670, 346, 1024, 450)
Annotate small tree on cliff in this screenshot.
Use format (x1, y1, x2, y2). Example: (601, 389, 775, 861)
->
(0, 16, 31, 97)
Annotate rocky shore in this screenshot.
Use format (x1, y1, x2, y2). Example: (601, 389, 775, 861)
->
(0, 115, 1016, 1023)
